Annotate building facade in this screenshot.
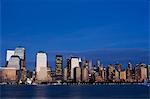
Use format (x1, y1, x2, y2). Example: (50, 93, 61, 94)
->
(36, 52, 48, 82)
(55, 55, 63, 80)
(74, 67, 81, 82)
(70, 57, 80, 80)
(14, 47, 26, 83)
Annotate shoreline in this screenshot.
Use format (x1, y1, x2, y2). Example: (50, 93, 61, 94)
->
(1, 82, 150, 86)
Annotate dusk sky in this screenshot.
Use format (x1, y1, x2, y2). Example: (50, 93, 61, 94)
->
(0, 0, 149, 70)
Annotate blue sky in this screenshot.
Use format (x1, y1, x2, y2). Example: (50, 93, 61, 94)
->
(0, 0, 149, 69)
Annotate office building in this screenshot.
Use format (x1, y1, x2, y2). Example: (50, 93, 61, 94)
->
(70, 57, 80, 80)
(55, 55, 63, 80)
(115, 69, 120, 82)
(126, 62, 133, 82)
(82, 67, 89, 82)
(74, 67, 81, 82)
(107, 64, 114, 81)
(148, 65, 150, 81)
(47, 66, 52, 82)
(63, 67, 68, 81)
(135, 63, 147, 82)
(14, 47, 26, 83)
(0, 67, 17, 83)
(140, 66, 147, 81)
(36, 51, 48, 82)
(120, 70, 126, 81)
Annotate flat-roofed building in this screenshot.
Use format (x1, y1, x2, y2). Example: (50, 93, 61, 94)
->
(148, 65, 150, 81)
(70, 57, 80, 80)
(36, 51, 48, 82)
(115, 70, 120, 82)
(14, 47, 26, 83)
(74, 67, 81, 82)
(63, 67, 68, 81)
(82, 67, 89, 82)
(140, 66, 147, 81)
(55, 55, 63, 80)
(0, 67, 17, 83)
(120, 70, 126, 81)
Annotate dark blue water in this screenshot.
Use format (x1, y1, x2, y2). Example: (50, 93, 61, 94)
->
(0, 85, 149, 99)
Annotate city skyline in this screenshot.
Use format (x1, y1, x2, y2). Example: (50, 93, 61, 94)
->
(0, 46, 150, 84)
(1, 47, 149, 70)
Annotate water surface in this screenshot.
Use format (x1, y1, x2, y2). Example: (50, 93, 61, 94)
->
(0, 85, 149, 99)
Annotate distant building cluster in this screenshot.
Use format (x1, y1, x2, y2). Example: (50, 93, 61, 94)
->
(0, 47, 150, 84)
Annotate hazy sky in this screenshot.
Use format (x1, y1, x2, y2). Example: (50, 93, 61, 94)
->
(0, 0, 149, 69)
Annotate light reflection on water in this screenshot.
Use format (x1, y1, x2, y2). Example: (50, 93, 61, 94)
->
(1, 85, 149, 99)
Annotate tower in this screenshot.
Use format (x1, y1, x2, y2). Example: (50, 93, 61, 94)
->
(55, 55, 63, 80)
(14, 47, 26, 83)
(36, 51, 48, 82)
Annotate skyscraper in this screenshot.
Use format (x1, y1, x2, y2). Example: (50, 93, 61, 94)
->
(36, 51, 48, 82)
(126, 62, 133, 82)
(82, 67, 89, 82)
(14, 47, 26, 83)
(140, 66, 147, 81)
(63, 67, 68, 81)
(107, 64, 114, 82)
(55, 55, 63, 80)
(120, 70, 126, 82)
(135, 63, 147, 82)
(74, 67, 81, 82)
(148, 65, 150, 81)
(71, 57, 80, 80)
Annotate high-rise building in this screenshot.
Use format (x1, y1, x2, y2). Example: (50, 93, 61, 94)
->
(74, 67, 81, 82)
(14, 47, 26, 83)
(98, 65, 106, 81)
(82, 67, 89, 82)
(107, 64, 114, 82)
(126, 62, 133, 82)
(66, 58, 71, 80)
(70, 57, 80, 80)
(114, 69, 119, 82)
(36, 51, 48, 82)
(47, 66, 52, 82)
(135, 63, 147, 82)
(63, 67, 68, 81)
(148, 65, 150, 81)
(120, 70, 126, 82)
(140, 66, 147, 81)
(55, 55, 63, 80)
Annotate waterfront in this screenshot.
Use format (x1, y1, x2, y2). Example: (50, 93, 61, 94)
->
(0, 85, 149, 99)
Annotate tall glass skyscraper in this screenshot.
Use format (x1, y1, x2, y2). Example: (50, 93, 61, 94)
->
(14, 47, 26, 83)
(36, 51, 48, 82)
(55, 55, 63, 80)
